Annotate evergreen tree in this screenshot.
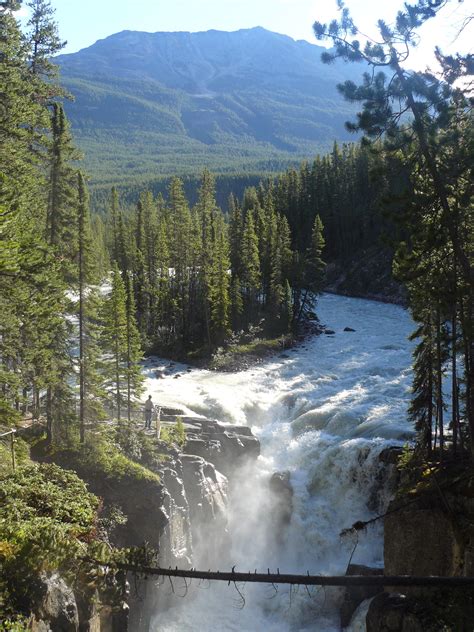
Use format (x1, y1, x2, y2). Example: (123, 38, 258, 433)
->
(240, 212, 261, 326)
(125, 273, 144, 421)
(209, 215, 230, 344)
(107, 187, 120, 264)
(47, 103, 80, 281)
(314, 0, 474, 456)
(77, 172, 102, 441)
(26, 0, 65, 81)
(101, 264, 127, 420)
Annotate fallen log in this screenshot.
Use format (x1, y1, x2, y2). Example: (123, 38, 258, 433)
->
(86, 560, 474, 588)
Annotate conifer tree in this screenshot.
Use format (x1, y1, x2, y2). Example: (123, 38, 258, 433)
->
(230, 275, 243, 331)
(101, 264, 127, 420)
(26, 0, 65, 81)
(77, 172, 103, 441)
(240, 212, 261, 326)
(314, 0, 473, 457)
(125, 273, 144, 421)
(47, 103, 80, 281)
(209, 216, 230, 344)
(107, 187, 120, 264)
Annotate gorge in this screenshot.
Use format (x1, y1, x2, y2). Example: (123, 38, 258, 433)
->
(134, 293, 414, 631)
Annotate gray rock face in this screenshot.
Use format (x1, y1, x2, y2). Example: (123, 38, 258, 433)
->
(129, 411, 260, 629)
(159, 459, 193, 566)
(180, 454, 230, 567)
(182, 417, 260, 476)
(36, 573, 79, 632)
(268, 471, 293, 544)
(384, 505, 462, 592)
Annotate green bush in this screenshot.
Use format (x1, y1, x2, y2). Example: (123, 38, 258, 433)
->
(0, 463, 99, 620)
(160, 417, 186, 449)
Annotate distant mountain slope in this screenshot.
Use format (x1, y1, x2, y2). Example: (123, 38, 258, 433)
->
(57, 27, 362, 186)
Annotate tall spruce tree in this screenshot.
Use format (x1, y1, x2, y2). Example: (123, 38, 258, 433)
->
(101, 263, 127, 421)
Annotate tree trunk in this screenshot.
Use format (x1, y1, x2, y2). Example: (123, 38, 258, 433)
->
(436, 306, 444, 458)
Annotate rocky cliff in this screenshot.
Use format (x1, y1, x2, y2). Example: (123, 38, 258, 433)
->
(123, 408, 261, 631)
(345, 462, 474, 631)
(19, 409, 260, 632)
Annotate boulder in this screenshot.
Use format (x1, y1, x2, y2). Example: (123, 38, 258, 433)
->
(183, 419, 260, 476)
(339, 564, 383, 628)
(344, 326, 356, 332)
(325, 329, 336, 335)
(366, 592, 445, 632)
(384, 503, 463, 595)
(268, 471, 293, 542)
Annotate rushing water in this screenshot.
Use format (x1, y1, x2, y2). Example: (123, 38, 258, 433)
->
(142, 294, 415, 631)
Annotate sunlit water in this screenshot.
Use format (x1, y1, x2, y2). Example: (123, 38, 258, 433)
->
(142, 294, 414, 631)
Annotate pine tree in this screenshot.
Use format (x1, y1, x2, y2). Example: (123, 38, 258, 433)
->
(0, 7, 75, 438)
(47, 103, 80, 281)
(240, 212, 261, 326)
(77, 172, 102, 441)
(168, 177, 193, 348)
(26, 0, 65, 81)
(295, 215, 326, 326)
(230, 275, 243, 331)
(209, 216, 230, 344)
(107, 187, 120, 264)
(101, 264, 127, 420)
(125, 273, 144, 421)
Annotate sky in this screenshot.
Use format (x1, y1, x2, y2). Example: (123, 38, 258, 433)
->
(16, 0, 473, 70)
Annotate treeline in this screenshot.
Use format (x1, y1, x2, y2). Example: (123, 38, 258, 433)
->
(269, 142, 398, 259)
(94, 141, 395, 263)
(91, 173, 266, 214)
(0, 1, 144, 441)
(102, 139, 406, 360)
(102, 172, 325, 354)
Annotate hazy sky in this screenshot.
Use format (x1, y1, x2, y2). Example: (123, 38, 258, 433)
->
(17, 0, 473, 70)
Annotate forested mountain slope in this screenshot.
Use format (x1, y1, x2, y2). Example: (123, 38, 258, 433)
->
(56, 27, 362, 186)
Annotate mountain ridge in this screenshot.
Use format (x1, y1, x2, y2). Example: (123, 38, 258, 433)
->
(56, 27, 362, 187)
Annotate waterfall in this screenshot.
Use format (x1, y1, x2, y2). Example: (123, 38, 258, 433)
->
(143, 294, 414, 631)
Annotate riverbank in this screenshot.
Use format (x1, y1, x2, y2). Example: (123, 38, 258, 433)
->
(148, 323, 323, 373)
(325, 246, 408, 307)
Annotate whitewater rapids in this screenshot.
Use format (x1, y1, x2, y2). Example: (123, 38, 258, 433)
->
(142, 294, 414, 631)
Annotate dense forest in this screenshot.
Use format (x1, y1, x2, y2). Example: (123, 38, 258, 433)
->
(1, 0, 473, 454)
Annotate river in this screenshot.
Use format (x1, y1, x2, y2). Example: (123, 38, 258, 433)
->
(142, 293, 415, 631)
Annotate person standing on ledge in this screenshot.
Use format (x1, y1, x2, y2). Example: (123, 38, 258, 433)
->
(144, 395, 154, 429)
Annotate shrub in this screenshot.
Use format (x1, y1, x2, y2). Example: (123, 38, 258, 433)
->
(0, 463, 99, 619)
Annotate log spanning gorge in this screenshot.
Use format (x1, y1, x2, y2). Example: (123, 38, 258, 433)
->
(135, 294, 414, 631)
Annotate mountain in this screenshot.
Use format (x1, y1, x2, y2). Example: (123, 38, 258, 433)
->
(57, 27, 363, 188)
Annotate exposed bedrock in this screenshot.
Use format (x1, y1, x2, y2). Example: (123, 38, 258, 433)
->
(180, 415, 261, 476)
(130, 412, 261, 630)
(364, 467, 474, 631)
